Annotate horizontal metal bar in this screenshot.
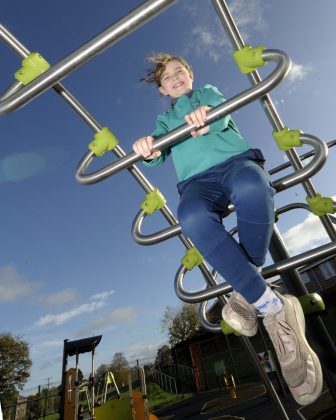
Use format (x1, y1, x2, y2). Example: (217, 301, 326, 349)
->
(76, 49, 291, 184)
(175, 239, 336, 304)
(0, 0, 177, 114)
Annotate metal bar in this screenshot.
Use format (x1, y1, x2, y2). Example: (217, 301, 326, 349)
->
(76, 49, 290, 184)
(212, 0, 336, 405)
(175, 239, 336, 304)
(269, 139, 336, 176)
(132, 209, 181, 245)
(0, 22, 220, 300)
(132, 134, 329, 246)
(272, 134, 327, 192)
(211, 0, 336, 242)
(0, 0, 178, 114)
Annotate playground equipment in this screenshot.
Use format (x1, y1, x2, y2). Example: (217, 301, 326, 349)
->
(1, 1, 336, 419)
(223, 375, 237, 399)
(61, 336, 158, 420)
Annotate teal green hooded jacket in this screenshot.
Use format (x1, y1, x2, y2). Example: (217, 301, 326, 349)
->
(143, 84, 251, 181)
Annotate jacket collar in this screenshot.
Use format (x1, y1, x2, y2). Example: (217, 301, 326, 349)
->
(171, 89, 194, 107)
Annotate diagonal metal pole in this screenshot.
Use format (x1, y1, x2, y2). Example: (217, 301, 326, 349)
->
(212, 0, 336, 405)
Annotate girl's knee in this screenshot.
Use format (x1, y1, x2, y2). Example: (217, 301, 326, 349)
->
(178, 199, 218, 239)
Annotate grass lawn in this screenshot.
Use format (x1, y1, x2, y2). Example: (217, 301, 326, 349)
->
(146, 382, 192, 411)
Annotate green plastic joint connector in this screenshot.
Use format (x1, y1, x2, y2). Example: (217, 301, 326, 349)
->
(272, 127, 302, 151)
(140, 188, 166, 215)
(306, 193, 335, 216)
(181, 247, 204, 271)
(220, 320, 241, 336)
(274, 210, 279, 223)
(298, 293, 325, 315)
(232, 45, 266, 74)
(88, 127, 118, 156)
(15, 52, 50, 85)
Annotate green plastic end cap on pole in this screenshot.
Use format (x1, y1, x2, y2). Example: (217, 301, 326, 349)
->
(181, 247, 204, 270)
(298, 293, 325, 315)
(88, 127, 119, 156)
(272, 127, 302, 151)
(140, 188, 166, 215)
(232, 45, 266, 74)
(306, 193, 335, 216)
(14, 52, 51, 85)
(220, 320, 241, 336)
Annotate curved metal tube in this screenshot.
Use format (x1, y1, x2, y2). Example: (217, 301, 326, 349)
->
(0, 80, 22, 101)
(0, 0, 177, 115)
(198, 301, 222, 333)
(76, 49, 291, 185)
(269, 139, 336, 176)
(132, 134, 329, 246)
(176, 238, 336, 304)
(175, 264, 232, 303)
(272, 134, 328, 192)
(132, 209, 181, 245)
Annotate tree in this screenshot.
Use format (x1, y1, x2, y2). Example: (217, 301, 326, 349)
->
(96, 364, 110, 380)
(155, 345, 174, 370)
(110, 352, 129, 386)
(0, 333, 32, 414)
(161, 303, 202, 346)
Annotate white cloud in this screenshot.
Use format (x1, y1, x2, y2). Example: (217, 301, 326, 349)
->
(183, 0, 267, 62)
(282, 198, 336, 254)
(37, 288, 78, 307)
(0, 266, 38, 302)
(287, 62, 313, 83)
(90, 290, 114, 301)
(76, 306, 137, 336)
(125, 340, 164, 365)
(228, 0, 268, 32)
(35, 300, 107, 327)
(35, 289, 114, 327)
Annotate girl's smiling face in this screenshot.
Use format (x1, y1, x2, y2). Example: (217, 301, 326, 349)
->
(158, 60, 193, 98)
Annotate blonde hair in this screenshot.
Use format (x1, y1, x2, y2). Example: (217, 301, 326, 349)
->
(141, 52, 193, 87)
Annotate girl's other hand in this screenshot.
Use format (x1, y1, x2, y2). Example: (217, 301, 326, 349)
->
(184, 105, 211, 137)
(132, 136, 161, 159)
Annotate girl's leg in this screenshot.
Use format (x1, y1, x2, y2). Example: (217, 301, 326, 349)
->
(177, 178, 267, 303)
(223, 159, 275, 267)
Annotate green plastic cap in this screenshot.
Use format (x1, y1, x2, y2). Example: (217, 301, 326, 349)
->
(181, 247, 204, 270)
(306, 193, 335, 216)
(220, 320, 241, 336)
(15, 52, 50, 85)
(232, 45, 266, 74)
(272, 127, 302, 151)
(140, 188, 166, 215)
(88, 127, 118, 156)
(298, 293, 325, 315)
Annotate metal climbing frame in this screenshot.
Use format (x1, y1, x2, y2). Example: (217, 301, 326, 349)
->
(1, 0, 336, 419)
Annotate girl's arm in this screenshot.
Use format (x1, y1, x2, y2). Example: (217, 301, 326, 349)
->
(132, 114, 171, 166)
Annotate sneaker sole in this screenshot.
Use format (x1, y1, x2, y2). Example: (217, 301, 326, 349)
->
(285, 294, 323, 406)
(222, 311, 258, 337)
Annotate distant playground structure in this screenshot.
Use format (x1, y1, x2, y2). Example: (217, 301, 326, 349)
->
(1, 0, 336, 419)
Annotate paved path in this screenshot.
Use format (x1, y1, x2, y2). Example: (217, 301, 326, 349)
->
(153, 385, 302, 420)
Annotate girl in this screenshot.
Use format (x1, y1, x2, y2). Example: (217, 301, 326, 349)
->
(133, 53, 322, 406)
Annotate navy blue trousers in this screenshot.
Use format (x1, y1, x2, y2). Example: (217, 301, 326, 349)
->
(177, 149, 275, 303)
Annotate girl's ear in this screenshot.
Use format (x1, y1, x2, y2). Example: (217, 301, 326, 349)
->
(159, 86, 168, 96)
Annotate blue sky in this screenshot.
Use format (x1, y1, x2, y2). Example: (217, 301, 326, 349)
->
(1, 0, 335, 393)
